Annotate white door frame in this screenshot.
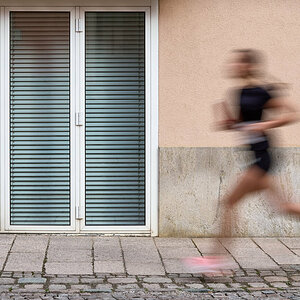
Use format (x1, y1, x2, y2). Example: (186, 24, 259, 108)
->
(0, 1, 159, 235)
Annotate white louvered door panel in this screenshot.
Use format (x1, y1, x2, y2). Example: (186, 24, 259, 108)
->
(9, 11, 71, 226)
(85, 12, 145, 226)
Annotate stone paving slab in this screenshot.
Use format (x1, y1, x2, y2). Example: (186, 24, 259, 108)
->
(292, 249, 300, 256)
(154, 238, 195, 248)
(49, 236, 93, 250)
(220, 237, 258, 250)
(121, 237, 163, 275)
(126, 262, 165, 276)
(163, 258, 195, 274)
(236, 256, 279, 269)
(218, 238, 279, 269)
(94, 261, 125, 274)
(280, 237, 300, 249)
(0, 235, 15, 245)
(0, 258, 7, 270)
(5, 252, 44, 272)
(122, 247, 161, 263)
(11, 235, 48, 253)
(157, 245, 201, 259)
(254, 238, 300, 265)
(45, 262, 93, 275)
(94, 247, 122, 261)
(193, 238, 228, 254)
(47, 250, 92, 263)
(0, 245, 12, 257)
(93, 237, 123, 274)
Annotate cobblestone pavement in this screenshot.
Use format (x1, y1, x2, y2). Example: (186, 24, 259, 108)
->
(1, 268, 300, 299)
(0, 235, 299, 298)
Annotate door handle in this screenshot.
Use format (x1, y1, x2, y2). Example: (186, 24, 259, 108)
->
(75, 112, 83, 126)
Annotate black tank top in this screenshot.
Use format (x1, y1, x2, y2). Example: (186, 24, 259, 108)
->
(239, 86, 272, 151)
(240, 86, 272, 122)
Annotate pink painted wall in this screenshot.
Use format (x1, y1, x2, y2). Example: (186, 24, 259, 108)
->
(159, 0, 300, 147)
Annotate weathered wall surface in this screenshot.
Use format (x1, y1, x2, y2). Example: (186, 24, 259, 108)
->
(159, 0, 300, 147)
(159, 147, 300, 237)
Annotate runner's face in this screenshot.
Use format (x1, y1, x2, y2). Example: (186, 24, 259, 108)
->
(226, 53, 251, 78)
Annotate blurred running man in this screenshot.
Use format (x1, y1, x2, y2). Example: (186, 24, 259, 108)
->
(184, 49, 300, 274)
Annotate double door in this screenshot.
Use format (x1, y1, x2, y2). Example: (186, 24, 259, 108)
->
(1, 6, 153, 233)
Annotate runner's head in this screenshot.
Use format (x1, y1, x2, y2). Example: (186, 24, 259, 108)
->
(226, 48, 288, 94)
(227, 48, 264, 79)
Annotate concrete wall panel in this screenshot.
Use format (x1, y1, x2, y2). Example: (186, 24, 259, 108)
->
(159, 147, 300, 236)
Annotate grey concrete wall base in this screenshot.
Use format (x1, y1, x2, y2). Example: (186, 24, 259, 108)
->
(159, 147, 300, 237)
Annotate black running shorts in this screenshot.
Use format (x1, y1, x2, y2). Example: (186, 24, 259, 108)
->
(253, 149, 271, 173)
(250, 140, 272, 173)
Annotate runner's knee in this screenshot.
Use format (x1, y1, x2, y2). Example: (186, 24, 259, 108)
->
(224, 197, 236, 209)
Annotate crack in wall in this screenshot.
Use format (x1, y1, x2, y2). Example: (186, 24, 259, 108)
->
(212, 170, 224, 226)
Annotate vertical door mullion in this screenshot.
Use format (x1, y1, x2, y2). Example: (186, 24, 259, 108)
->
(77, 7, 86, 231)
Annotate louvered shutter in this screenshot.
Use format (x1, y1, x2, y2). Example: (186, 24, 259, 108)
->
(10, 12, 70, 225)
(85, 12, 145, 226)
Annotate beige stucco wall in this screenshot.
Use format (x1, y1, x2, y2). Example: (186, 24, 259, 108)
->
(159, 0, 300, 147)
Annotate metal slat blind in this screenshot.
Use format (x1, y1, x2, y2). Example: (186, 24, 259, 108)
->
(10, 12, 70, 225)
(85, 12, 145, 226)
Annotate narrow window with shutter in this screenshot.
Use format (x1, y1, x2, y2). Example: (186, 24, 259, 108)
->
(10, 12, 71, 225)
(85, 12, 145, 226)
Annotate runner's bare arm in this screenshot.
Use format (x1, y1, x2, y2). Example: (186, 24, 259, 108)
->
(246, 97, 299, 134)
(213, 91, 242, 130)
(263, 97, 299, 128)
